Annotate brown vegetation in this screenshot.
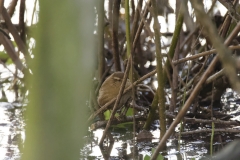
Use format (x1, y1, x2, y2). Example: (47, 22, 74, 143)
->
(80, 0, 240, 158)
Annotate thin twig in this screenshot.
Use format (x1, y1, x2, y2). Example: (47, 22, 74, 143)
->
(99, 0, 132, 145)
(151, 1, 240, 158)
(173, 45, 240, 65)
(177, 129, 240, 135)
(112, 0, 121, 71)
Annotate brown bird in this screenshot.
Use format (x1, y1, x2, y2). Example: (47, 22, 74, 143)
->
(97, 72, 132, 111)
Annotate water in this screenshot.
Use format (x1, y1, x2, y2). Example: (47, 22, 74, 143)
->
(1, 88, 240, 159)
(0, 102, 24, 160)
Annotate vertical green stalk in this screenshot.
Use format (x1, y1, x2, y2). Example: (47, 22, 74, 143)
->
(151, 0, 166, 141)
(125, 0, 131, 58)
(97, 0, 105, 80)
(178, 87, 187, 150)
(22, 1, 95, 160)
(163, 0, 185, 83)
(210, 122, 215, 156)
(178, 70, 188, 150)
(150, 1, 187, 158)
(144, 0, 185, 131)
(125, 1, 137, 157)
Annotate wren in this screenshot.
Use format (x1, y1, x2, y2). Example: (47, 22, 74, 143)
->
(97, 72, 132, 110)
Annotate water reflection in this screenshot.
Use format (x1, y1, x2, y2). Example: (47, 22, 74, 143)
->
(81, 126, 240, 159)
(0, 102, 24, 160)
(1, 88, 240, 159)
